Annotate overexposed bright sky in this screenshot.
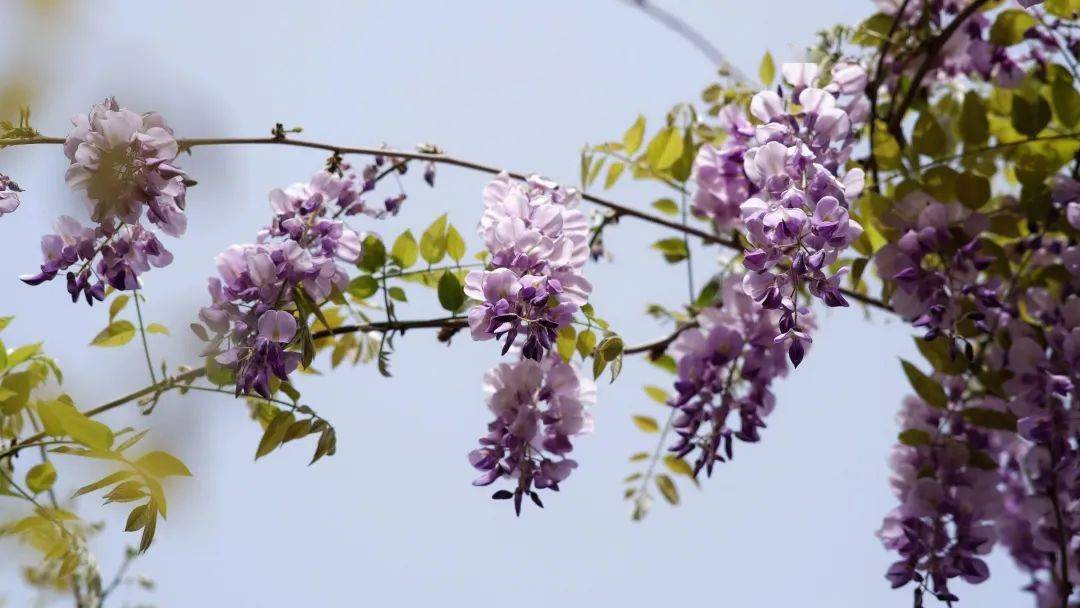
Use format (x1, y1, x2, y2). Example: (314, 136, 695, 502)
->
(0, 2, 1031, 606)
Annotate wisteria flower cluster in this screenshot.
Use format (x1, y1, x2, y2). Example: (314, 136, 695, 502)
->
(878, 189, 1080, 602)
(879, 392, 1007, 602)
(197, 169, 370, 397)
(665, 273, 807, 475)
(465, 173, 592, 361)
(21, 98, 192, 303)
(469, 352, 596, 513)
(737, 62, 867, 361)
(691, 104, 757, 229)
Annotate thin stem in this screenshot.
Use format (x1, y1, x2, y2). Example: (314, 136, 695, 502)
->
(132, 290, 157, 384)
(680, 188, 695, 302)
(617, 0, 750, 82)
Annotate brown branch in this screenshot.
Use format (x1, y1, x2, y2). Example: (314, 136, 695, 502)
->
(886, 0, 991, 145)
(0, 316, 701, 462)
(0, 134, 892, 313)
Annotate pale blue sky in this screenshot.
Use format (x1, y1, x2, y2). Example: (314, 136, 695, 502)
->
(0, 2, 1030, 606)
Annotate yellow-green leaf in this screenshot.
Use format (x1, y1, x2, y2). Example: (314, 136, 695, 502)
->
(622, 115, 646, 154)
(391, 230, 419, 268)
(134, 451, 193, 478)
(146, 323, 170, 336)
(26, 461, 56, 494)
(632, 415, 660, 433)
(759, 51, 776, 86)
(655, 474, 679, 504)
(90, 321, 136, 347)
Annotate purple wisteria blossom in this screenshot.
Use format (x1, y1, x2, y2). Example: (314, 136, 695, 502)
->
(21, 98, 192, 302)
(691, 105, 757, 229)
(879, 205, 1080, 604)
(465, 173, 592, 361)
(878, 393, 1008, 602)
(196, 169, 374, 397)
(469, 353, 596, 514)
(665, 273, 809, 475)
(737, 63, 867, 363)
(874, 192, 995, 342)
(0, 173, 21, 217)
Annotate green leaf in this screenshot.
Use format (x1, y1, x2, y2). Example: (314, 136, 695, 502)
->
(125, 504, 151, 532)
(632, 415, 660, 433)
(90, 321, 136, 347)
(0, 316, 12, 332)
(652, 198, 679, 216)
(604, 162, 625, 189)
(958, 92, 989, 145)
(104, 480, 146, 504)
(446, 225, 466, 262)
(25, 461, 56, 494)
(72, 470, 135, 498)
(387, 286, 408, 302)
(391, 230, 419, 268)
(651, 238, 689, 263)
(357, 235, 386, 273)
(915, 337, 967, 375)
(1012, 93, 1052, 137)
(146, 323, 170, 336)
(134, 451, 193, 478)
(655, 474, 679, 505)
(646, 127, 684, 170)
(758, 51, 776, 86)
(109, 295, 130, 322)
(629, 451, 649, 462)
(346, 275, 379, 300)
(437, 271, 465, 312)
(556, 326, 576, 362)
(1051, 75, 1080, 127)
(575, 329, 596, 359)
(663, 455, 694, 478)
(913, 112, 947, 157)
(256, 411, 295, 459)
(956, 172, 990, 209)
(35, 399, 67, 437)
(900, 359, 948, 409)
(898, 429, 932, 447)
(989, 9, 1037, 46)
(420, 213, 449, 264)
(961, 407, 1017, 432)
(6, 343, 41, 368)
(623, 115, 646, 154)
(644, 385, 669, 404)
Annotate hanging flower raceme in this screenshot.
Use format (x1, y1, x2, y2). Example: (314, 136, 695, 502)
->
(469, 352, 596, 514)
(738, 62, 867, 362)
(665, 273, 807, 476)
(196, 169, 371, 397)
(0, 173, 21, 217)
(878, 392, 1009, 602)
(21, 98, 193, 303)
(464, 173, 592, 361)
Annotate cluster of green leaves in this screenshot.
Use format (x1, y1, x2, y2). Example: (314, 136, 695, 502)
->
(552, 304, 624, 382)
(246, 391, 337, 465)
(0, 317, 190, 596)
